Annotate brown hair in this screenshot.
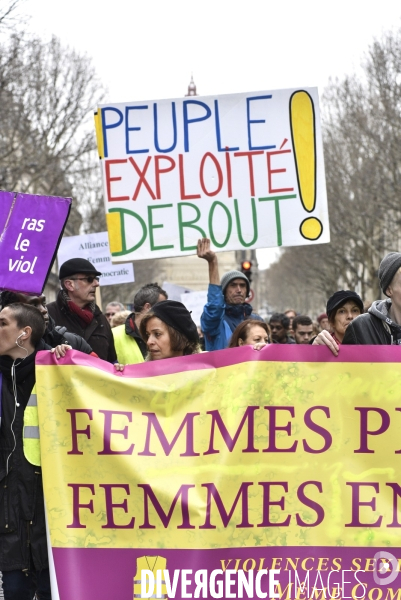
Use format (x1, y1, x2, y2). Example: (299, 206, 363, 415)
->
(140, 312, 200, 358)
(292, 315, 313, 331)
(228, 319, 270, 348)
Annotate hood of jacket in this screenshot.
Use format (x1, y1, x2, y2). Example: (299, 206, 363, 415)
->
(369, 299, 401, 342)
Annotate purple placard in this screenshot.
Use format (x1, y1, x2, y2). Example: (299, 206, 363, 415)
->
(52, 546, 401, 599)
(0, 191, 71, 294)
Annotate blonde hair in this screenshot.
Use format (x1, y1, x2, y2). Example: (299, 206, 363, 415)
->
(110, 310, 131, 328)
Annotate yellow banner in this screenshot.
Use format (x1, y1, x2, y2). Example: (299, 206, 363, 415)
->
(36, 346, 401, 553)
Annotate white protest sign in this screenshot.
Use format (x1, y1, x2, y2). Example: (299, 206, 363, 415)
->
(162, 282, 192, 302)
(180, 290, 207, 326)
(94, 87, 329, 262)
(58, 232, 134, 286)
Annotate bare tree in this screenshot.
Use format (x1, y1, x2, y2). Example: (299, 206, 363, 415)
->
(0, 33, 105, 232)
(0, 0, 26, 29)
(262, 28, 401, 311)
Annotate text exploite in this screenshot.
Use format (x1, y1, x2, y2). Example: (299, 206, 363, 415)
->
(94, 88, 329, 261)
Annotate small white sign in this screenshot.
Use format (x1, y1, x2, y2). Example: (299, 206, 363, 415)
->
(162, 282, 192, 302)
(58, 232, 134, 287)
(180, 290, 207, 326)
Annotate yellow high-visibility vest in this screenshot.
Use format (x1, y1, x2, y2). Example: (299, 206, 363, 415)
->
(112, 324, 144, 365)
(23, 385, 41, 467)
(133, 555, 167, 599)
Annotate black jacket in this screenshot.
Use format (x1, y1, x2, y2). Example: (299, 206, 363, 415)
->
(44, 315, 93, 354)
(0, 341, 49, 571)
(47, 291, 117, 363)
(343, 299, 401, 345)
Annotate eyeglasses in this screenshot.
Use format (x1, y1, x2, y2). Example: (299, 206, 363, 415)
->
(68, 276, 100, 284)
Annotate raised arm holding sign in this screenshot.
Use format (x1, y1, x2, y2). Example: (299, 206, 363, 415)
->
(197, 237, 263, 351)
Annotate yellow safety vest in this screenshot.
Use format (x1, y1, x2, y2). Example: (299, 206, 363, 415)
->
(23, 385, 41, 467)
(133, 555, 167, 599)
(112, 324, 144, 365)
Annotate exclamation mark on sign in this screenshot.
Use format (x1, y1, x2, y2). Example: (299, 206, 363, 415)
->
(290, 90, 323, 240)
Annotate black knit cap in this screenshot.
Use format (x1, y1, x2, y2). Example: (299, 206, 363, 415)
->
(378, 252, 401, 297)
(59, 258, 102, 279)
(326, 290, 364, 320)
(151, 300, 199, 343)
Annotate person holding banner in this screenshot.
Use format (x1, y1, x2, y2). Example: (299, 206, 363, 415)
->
(342, 251, 401, 345)
(140, 300, 200, 360)
(0, 303, 70, 600)
(315, 253, 401, 355)
(197, 238, 262, 351)
(47, 258, 117, 363)
(312, 290, 364, 354)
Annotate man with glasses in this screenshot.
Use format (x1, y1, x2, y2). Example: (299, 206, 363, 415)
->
(47, 258, 117, 363)
(105, 301, 125, 324)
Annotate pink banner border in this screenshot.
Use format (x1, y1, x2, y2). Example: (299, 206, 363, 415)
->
(36, 344, 401, 379)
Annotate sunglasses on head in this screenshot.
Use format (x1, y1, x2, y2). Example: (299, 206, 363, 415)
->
(69, 276, 100, 284)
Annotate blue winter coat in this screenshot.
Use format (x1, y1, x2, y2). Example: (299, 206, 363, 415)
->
(200, 284, 263, 351)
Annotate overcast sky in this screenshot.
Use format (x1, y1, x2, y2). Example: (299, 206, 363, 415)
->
(25, 0, 401, 267)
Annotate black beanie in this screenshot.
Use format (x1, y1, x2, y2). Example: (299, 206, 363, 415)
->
(326, 290, 364, 320)
(150, 300, 199, 343)
(378, 252, 401, 297)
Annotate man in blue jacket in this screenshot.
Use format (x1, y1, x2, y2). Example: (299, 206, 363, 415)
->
(198, 238, 263, 351)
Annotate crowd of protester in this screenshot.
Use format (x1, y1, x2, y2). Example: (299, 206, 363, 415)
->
(1, 242, 401, 598)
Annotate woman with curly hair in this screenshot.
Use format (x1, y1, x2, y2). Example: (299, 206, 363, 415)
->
(140, 300, 200, 360)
